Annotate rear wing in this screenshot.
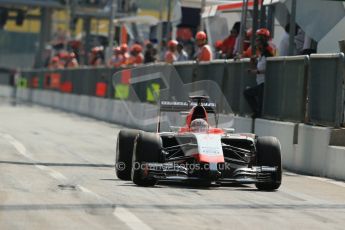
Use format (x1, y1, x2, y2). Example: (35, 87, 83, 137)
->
(160, 101, 217, 113)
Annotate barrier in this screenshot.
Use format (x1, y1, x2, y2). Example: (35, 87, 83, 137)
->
(13, 54, 345, 128)
(233, 116, 253, 133)
(0, 31, 38, 69)
(22, 70, 40, 89)
(0, 69, 14, 86)
(325, 146, 345, 180)
(263, 56, 308, 122)
(174, 61, 196, 84)
(44, 71, 62, 90)
(196, 60, 226, 86)
(0, 85, 13, 97)
(17, 78, 28, 88)
(95, 82, 107, 97)
(225, 59, 256, 115)
(294, 124, 331, 176)
(4, 53, 345, 181)
(308, 53, 344, 127)
(60, 81, 73, 93)
(254, 118, 298, 170)
(193, 61, 225, 109)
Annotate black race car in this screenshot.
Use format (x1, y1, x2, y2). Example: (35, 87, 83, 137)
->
(115, 96, 282, 191)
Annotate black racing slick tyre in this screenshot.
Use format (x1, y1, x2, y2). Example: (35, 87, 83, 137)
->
(255, 136, 282, 191)
(115, 129, 140, 180)
(131, 132, 162, 187)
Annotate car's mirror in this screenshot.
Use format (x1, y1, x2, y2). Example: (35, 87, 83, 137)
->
(223, 128, 235, 134)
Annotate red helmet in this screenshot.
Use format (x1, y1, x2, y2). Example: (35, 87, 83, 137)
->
(131, 44, 142, 53)
(214, 40, 223, 49)
(196, 31, 207, 40)
(120, 43, 128, 52)
(256, 28, 270, 38)
(167, 40, 178, 48)
(51, 56, 60, 63)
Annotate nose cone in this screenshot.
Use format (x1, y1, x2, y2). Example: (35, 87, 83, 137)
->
(193, 153, 225, 163)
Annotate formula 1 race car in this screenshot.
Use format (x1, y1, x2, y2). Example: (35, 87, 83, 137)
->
(115, 96, 282, 191)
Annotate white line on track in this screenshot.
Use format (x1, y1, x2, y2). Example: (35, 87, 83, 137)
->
(113, 207, 152, 230)
(1, 132, 153, 230)
(2, 133, 70, 183)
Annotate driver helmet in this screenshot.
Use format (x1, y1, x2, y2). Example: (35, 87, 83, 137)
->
(190, 119, 209, 133)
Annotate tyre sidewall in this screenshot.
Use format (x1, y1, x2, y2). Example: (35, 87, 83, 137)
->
(255, 136, 282, 190)
(131, 132, 162, 186)
(116, 129, 140, 180)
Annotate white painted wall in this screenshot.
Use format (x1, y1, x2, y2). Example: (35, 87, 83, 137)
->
(254, 118, 297, 170)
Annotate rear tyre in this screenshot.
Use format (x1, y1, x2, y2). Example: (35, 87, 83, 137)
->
(131, 132, 162, 186)
(255, 136, 282, 191)
(115, 129, 140, 180)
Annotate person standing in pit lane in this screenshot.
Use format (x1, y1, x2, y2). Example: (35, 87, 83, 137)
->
(194, 31, 213, 62)
(127, 44, 144, 66)
(89, 46, 105, 66)
(65, 52, 79, 68)
(244, 28, 276, 118)
(176, 43, 189, 62)
(164, 40, 178, 64)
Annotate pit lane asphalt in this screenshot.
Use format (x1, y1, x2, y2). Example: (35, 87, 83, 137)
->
(0, 100, 345, 230)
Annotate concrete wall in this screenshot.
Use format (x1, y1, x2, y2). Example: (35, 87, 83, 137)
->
(255, 119, 298, 171)
(0, 85, 14, 98)
(233, 116, 253, 133)
(294, 124, 331, 176)
(17, 88, 158, 132)
(4, 86, 345, 181)
(253, 119, 345, 180)
(325, 146, 345, 180)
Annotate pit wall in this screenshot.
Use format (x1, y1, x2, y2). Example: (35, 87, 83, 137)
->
(0, 85, 14, 98)
(3, 86, 345, 181)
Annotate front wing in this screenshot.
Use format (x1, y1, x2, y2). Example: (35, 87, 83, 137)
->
(141, 162, 278, 185)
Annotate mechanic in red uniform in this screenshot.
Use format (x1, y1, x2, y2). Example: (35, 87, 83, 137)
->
(127, 44, 144, 66)
(89, 46, 104, 66)
(195, 31, 213, 62)
(164, 40, 178, 63)
(244, 28, 276, 118)
(242, 28, 277, 58)
(64, 52, 79, 68)
(221, 29, 237, 58)
(48, 56, 64, 69)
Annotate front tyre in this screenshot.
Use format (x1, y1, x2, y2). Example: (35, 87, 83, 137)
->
(131, 132, 162, 187)
(255, 136, 282, 191)
(115, 129, 140, 180)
